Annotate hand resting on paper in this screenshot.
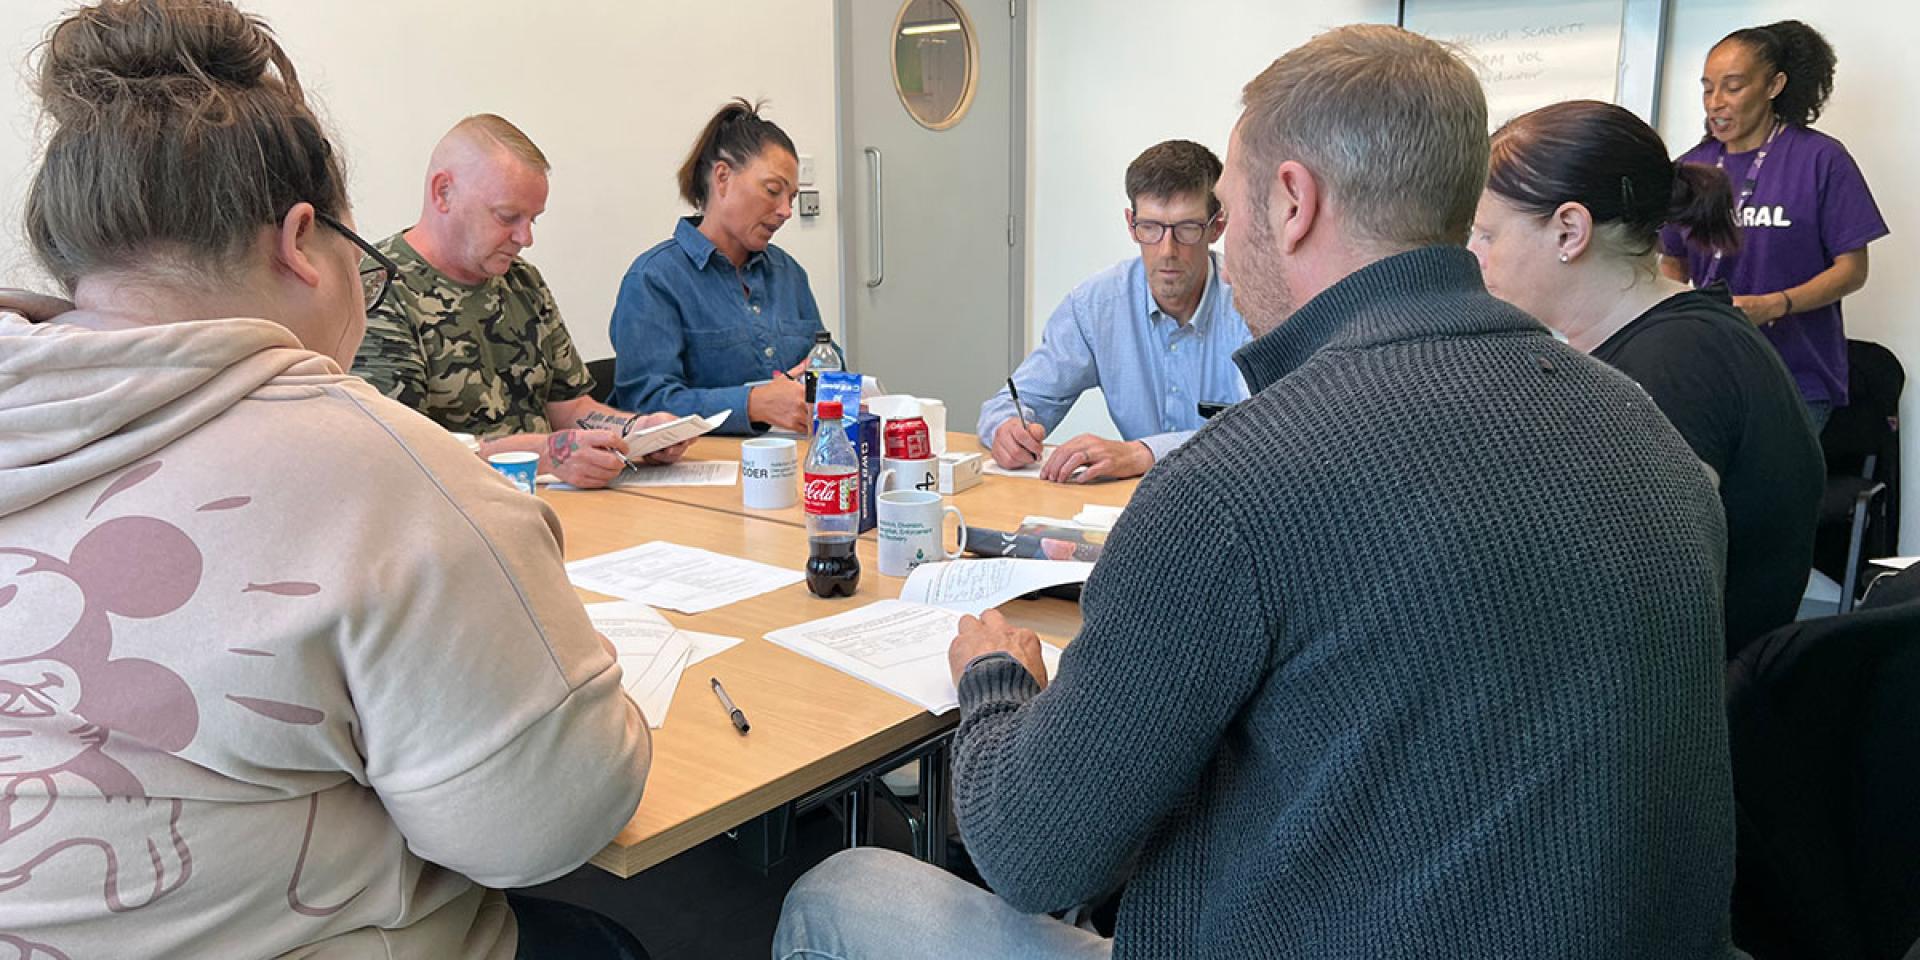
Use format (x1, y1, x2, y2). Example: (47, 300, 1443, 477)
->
(1041, 434, 1152, 483)
(948, 609, 1049, 690)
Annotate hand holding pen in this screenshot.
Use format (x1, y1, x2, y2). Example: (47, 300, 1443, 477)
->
(989, 377, 1048, 469)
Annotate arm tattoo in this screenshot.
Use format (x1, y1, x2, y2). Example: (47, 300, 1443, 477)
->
(576, 411, 641, 435)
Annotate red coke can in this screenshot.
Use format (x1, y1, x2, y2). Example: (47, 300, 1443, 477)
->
(883, 415, 932, 460)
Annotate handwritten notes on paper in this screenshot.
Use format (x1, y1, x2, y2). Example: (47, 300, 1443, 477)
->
(899, 558, 1095, 616)
(765, 600, 1063, 714)
(1404, 0, 1623, 128)
(568, 542, 802, 614)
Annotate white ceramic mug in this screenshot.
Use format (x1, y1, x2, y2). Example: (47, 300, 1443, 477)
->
(878, 457, 940, 495)
(740, 437, 799, 509)
(877, 490, 966, 577)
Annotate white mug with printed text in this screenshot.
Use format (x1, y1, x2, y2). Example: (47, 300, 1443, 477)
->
(877, 490, 966, 577)
(741, 437, 799, 509)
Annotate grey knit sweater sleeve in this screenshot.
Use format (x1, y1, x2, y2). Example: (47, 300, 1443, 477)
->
(953, 470, 1270, 913)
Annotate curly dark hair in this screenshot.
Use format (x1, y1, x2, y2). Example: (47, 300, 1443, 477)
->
(1718, 20, 1837, 127)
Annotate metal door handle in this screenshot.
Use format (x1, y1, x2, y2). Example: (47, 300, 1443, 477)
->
(865, 147, 884, 288)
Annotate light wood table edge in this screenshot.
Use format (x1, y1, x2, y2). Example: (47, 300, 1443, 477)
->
(590, 708, 955, 877)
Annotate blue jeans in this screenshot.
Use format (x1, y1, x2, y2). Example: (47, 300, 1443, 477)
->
(774, 848, 1112, 960)
(507, 892, 649, 960)
(1805, 399, 1832, 435)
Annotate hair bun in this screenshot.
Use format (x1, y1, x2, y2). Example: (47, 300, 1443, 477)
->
(38, 0, 280, 125)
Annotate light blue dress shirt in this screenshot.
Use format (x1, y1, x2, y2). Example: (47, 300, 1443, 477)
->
(977, 253, 1250, 461)
(609, 217, 824, 434)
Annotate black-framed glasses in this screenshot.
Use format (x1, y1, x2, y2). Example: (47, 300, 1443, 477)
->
(1129, 212, 1221, 246)
(316, 210, 397, 312)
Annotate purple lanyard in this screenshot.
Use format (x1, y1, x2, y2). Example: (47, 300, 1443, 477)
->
(1701, 120, 1782, 287)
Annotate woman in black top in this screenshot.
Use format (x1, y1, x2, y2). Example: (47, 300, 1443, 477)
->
(1469, 99, 1822, 656)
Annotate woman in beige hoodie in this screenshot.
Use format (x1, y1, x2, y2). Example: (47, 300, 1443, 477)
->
(0, 2, 650, 957)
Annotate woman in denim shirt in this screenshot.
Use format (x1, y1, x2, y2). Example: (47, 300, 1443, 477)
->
(609, 99, 823, 434)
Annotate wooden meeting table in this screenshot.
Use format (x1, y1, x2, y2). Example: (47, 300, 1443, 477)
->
(545, 435, 1139, 878)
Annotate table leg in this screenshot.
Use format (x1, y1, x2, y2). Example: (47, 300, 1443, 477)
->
(918, 741, 949, 867)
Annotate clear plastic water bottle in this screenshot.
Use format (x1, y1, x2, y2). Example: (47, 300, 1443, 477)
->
(803, 400, 861, 597)
(803, 331, 844, 404)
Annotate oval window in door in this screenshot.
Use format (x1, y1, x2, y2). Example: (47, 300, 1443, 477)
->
(891, 0, 978, 130)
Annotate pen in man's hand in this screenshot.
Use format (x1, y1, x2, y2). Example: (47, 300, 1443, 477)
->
(1006, 377, 1032, 431)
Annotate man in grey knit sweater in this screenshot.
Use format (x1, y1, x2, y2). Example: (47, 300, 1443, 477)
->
(775, 25, 1739, 960)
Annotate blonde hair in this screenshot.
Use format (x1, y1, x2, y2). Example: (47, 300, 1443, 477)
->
(1239, 24, 1487, 251)
(452, 113, 550, 173)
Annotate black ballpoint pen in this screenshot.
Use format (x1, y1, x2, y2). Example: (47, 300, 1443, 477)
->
(711, 677, 750, 734)
(1005, 377, 1032, 432)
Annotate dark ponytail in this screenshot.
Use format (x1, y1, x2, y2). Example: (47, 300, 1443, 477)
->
(675, 98, 797, 210)
(1668, 162, 1740, 254)
(1489, 100, 1736, 258)
(1720, 20, 1837, 127)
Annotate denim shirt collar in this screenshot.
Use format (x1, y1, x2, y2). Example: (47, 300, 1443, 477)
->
(674, 216, 766, 272)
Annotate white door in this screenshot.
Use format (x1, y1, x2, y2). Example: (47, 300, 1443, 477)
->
(838, 0, 1025, 428)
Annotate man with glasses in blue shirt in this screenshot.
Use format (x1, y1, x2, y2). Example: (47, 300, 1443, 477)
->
(978, 140, 1250, 483)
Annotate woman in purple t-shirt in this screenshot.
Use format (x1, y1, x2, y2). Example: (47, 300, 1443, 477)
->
(1659, 20, 1890, 429)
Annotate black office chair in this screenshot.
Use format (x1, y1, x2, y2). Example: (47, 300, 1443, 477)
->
(587, 356, 617, 406)
(1860, 564, 1920, 611)
(1813, 340, 1904, 613)
(1727, 604, 1920, 960)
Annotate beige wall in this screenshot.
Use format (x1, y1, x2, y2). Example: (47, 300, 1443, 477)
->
(0, 0, 845, 362)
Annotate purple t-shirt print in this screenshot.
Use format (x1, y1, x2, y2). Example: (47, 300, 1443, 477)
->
(1660, 124, 1890, 406)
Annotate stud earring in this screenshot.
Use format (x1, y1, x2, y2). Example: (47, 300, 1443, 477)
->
(1558, 253, 1569, 263)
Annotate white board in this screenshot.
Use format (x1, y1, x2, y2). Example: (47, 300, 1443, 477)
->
(1402, 0, 1669, 130)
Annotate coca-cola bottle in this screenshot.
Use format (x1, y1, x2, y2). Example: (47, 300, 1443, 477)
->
(803, 400, 861, 598)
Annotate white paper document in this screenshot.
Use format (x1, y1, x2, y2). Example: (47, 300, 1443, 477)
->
(587, 601, 692, 729)
(764, 599, 1061, 714)
(626, 409, 730, 458)
(981, 446, 1060, 478)
(899, 558, 1095, 616)
(1073, 504, 1124, 531)
(1872, 556, 1920, 571)
(542, 460, 738, 491)
(682, 630, 745, 666)
(569, 542, 803, 614)
(608, 460, 739, 488)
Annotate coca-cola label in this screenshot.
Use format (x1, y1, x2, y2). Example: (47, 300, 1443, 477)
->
(803, 472, 859, 515)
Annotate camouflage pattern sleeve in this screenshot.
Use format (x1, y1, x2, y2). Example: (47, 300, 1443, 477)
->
(519, 262, 596, 406)
(350, 285, 430, 410)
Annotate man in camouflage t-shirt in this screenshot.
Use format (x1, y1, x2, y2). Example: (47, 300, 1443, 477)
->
(352, 114, 687, 488)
